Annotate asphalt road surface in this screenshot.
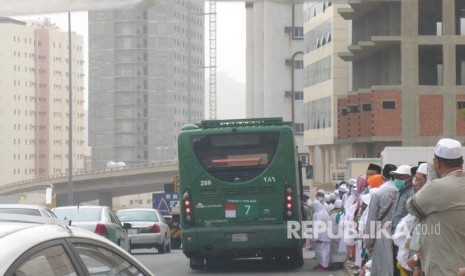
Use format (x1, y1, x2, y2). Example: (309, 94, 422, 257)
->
(134, 247, 348, 276)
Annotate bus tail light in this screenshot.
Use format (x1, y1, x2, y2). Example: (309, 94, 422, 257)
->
(284, 186, 294, 220)
(182, 190, 194, 225)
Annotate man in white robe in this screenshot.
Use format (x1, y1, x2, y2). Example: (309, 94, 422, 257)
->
(407, 138, 465, 275)
(363, 178, 398, 275)
(329, 199, 346, 270)
(312, 199, 331, 271)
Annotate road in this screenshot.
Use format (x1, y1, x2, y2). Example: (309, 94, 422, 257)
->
(134, 248, 348, 276)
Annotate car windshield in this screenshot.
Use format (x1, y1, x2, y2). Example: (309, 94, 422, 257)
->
(53, 208, 101, 221)
(0, 208, 41, 216)
(117, 210, 158, 222)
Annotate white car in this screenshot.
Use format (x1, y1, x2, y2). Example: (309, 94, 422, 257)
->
(117, 208, 171, 254)
(0, 214, 153, 275)
(0, 204, 57, 218)
(52, 205, 132, 252)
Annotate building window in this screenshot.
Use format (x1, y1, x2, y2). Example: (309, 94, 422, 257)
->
(348, 105, 359, 113)
(298, 154, 309, 165)
(306, 96, 332, 130)
(457, 101, 465, 109)
(293, 27, 304, 39)
(294, 123, 304, 133)
(294, 60, 304, 69)
(362, 103, 372, 111)
(294, 91, 303, 100)
(382, 101, 396, 109)
(340, 108, 348, 116)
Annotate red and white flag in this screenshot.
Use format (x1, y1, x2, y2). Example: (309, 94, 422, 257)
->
(225, 203, 236, 218)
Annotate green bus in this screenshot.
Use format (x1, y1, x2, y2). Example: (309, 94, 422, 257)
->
(177, 118, 304, 270)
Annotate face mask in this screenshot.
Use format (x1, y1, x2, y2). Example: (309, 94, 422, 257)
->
(317, 196, 324, 202)
(394, 179, 406, 190)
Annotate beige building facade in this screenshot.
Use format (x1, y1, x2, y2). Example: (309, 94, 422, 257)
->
(0, 18, 85, 186)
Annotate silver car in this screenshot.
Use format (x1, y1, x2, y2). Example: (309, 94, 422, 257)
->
(117, 208, 171, 254)
(53, 205, 131, 252)
(0, 204, 57, 218)
(0, 214, 153, 275)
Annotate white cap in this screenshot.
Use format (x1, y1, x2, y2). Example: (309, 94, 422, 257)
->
(334, 199, 342, 209)
(390, 164, 412, 176)
(417, 163, 428, 175)
(435, 138, 463, 159)
(348, 178, 357, 187)
(303, 191, 310, 198)
(324, 194, 331, 202)
(338, 184, 348, 193)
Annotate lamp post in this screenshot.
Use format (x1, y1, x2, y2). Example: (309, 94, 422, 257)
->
(290, 51, 304, 129)
(67, 11, 73, 206)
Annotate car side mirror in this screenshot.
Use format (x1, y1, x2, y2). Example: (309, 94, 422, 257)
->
(122, 223, 132, 229)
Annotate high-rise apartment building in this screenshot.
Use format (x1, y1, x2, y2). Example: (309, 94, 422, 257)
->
(0, 17, 85, 186)
(88, 1, 205, 169)
(303, 0, 465, 184)
(245, 2, 308, 166)
(302, 1, 350, 184)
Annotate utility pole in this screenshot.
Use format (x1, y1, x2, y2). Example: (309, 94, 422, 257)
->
(67, 11, 73, 206)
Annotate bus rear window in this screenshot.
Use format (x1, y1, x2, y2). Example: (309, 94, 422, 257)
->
(191, 132, 279, 182)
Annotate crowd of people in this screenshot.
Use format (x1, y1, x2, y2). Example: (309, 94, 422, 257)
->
(302, 138, 465, 275)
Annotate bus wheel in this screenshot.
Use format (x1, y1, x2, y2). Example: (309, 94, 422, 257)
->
(189, 258, 205, 270)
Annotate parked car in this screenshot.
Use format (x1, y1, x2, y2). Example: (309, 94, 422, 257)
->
(0, 214, 153, 275)
(52, 205, 131, 252)
(117, 208, 171, 254)
(0, 204, 57, 218)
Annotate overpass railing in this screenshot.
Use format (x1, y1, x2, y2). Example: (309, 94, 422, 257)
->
(0, 161, 178, 195)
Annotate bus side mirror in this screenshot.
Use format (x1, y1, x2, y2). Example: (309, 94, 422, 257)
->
(305, 165, 313, 179)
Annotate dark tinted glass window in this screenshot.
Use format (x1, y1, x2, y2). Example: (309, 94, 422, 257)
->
(191, 132, 280, 182)
(362, 103, 372, 111)
(382, 101, 396, 109)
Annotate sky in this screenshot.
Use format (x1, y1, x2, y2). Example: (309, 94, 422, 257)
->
(13, 2, 247, 119)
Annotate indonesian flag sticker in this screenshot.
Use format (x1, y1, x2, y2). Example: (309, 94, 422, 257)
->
(225, 203, 236, 218)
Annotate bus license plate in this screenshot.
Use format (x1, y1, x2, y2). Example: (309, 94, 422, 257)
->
(232, 233, 248, 242)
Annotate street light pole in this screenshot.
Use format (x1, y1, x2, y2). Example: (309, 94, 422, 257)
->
(290, 51, 303, 128)
(67, 11, 73, 206)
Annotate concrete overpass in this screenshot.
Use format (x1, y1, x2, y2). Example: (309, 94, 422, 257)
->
(0, 162, 179, 207)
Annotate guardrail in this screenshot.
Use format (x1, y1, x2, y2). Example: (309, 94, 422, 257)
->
(0, 161, 178, 195)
